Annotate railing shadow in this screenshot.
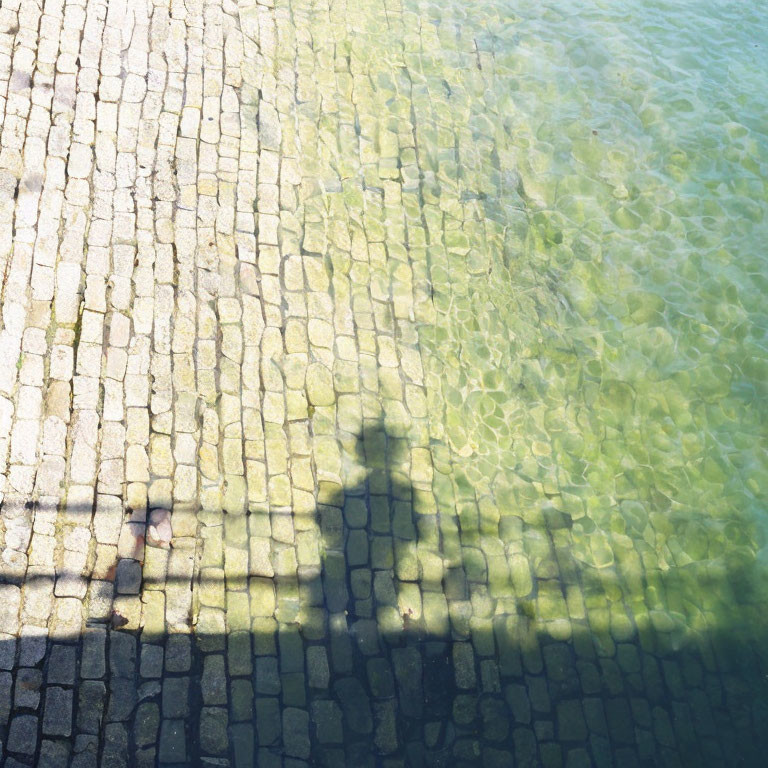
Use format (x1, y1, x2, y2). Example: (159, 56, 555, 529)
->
(0, 421, 767, 767)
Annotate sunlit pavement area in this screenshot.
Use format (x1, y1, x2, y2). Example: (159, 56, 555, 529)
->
(0, 0, 767, 765)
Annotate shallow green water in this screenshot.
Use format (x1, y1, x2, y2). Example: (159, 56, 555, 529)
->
(389, 0, 768, 639)
(268, 0, 768, 761)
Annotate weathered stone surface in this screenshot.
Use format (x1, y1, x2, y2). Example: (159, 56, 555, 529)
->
(7, 714, 39, 754)
(43, 687, 74, 736)
(0, 2, 763, 767)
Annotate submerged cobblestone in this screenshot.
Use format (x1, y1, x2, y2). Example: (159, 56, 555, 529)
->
(0, 0, 766, 765)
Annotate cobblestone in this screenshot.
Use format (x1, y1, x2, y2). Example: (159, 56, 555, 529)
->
(0, 0, 765, 766)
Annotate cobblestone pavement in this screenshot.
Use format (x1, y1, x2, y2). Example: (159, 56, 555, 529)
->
(0, 0, 767, 766)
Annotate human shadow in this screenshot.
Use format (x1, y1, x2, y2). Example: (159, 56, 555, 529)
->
(0, 420, 767, 768)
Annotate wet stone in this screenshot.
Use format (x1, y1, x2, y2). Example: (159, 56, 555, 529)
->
(630, 698, 656, 730)
(350, 569, 372, 600)
(370, 537, 393, 569)
(480, 660, 502, 694)
(393, 647, 423, 719)
(543, 643, 580, 698)
(283, 707, 311, 759)
(557, 700, 588, 742)
(334, 676, 373, 734)
(282, 673, 307, 707)
(162, 677, 190, 718)
(351, 619, 380, 656)
(373, 699, 398, 754)
(231, 679, 254, 722)
(256, 748, 283, 768)
(583, 697, 609, 736)
(228, 632, 253, 677)
(614, 748, 642, 768)
(565, 747, 592, 768)
(535, 721, 556, 742)
(367, 657, 395, 698)
(506, 684, 531, 724)
(617, 644, 642, 675)
(480, 697, 510, 742)
(576, 661, 602, 695)
(344, 498, 368, 528)
(636, 727, 656, 761)
(453, 738, 482, 762)
(590, 734, 614, 768)
(311, 700, 344, 744)
(255, 698, 282, 746)
(606, 697, 636, 745)
(444, 568, 469, 601)
(159, 719, 187, 763)
(540, 742, 563, 768)
(200, 707, 229, 754)
(424, 647, 454, 719)
(453, 642, 477, 689)
(599, 658, 624, 696)
(231, 723, 255, 768)
(136, 749, 157, 768)
(256, 657, 281, 695)
(422, 593, 450, 637)
(135, 702, 160, 748)
(484, 747, 515, 768)
(279, 628, 305, 674)
(527, 675, 551, 714)
(329, 622, 354, 675)
(307, 646, 330, 689)
(346, 529, 369, 567)
(453, 694, 478, 726)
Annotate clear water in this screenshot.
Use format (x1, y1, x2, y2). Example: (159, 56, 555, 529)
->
(399, 0, 768, 638)
(296, 0, 768, 760)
